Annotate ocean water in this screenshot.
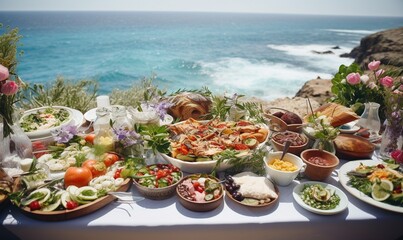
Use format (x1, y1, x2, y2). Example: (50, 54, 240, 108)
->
(0, 11, 402, 100)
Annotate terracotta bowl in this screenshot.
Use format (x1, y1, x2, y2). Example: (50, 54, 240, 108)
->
(271, 131, 309, 155)
(300, 149, 340, 181)
(264, 107, 303, 133)
(176, 175, 224, 212)
(133, 165, 183, 200)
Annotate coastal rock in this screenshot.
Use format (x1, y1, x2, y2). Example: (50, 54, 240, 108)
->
(294, 78, 333, 105)
(311, 50, 334, 55)
(341, 27, 403, 68)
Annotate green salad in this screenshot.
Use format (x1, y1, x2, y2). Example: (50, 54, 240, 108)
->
(20, 107, 70, 132)
(300, 184, 340, 210)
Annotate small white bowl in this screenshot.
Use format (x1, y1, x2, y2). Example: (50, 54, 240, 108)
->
(264, 152, 306, 186)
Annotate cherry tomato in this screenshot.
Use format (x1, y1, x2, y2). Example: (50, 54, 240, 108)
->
(179, 144, 189, 155)
(84, 133, 96, 145)
(29, 200, 41, 211)
(66, 201, 79, 210)
(114, 168, 123, 179)
(82, 159, 107, 178)
(193, 181, 200, 188)
(64, 167, 93, 188)
(103, 153, 120, 167)
(234, 144, 249, 150)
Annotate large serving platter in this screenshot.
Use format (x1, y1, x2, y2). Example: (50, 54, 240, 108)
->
(338, 159, 403, 214)
(160, 120, 269, 173)
(293, 181, 348, 215)
(21, 106, 84, 139)
(18, 178, 132, 221)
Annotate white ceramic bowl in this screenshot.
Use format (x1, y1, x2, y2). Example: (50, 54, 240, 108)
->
(264, 151, 306, 186)
(20, 106, 75, 139)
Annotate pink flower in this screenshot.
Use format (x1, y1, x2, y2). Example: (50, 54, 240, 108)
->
(375, 69, 385, 78)
(391, 150, 403, 164)
(368, 60, 380, 71)
(0, 64, 9, 81)
(368, 82, 378, 90)
(379, 76, 394, 88)
(346, 73, 361, 85)
(1, 80, 19, 95)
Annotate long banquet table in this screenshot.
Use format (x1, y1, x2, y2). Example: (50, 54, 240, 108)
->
(1, 156, 403, 240)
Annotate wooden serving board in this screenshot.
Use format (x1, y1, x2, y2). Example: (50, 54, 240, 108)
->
(19, 178, 132, 221)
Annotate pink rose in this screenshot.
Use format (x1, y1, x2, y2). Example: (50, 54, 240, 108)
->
(379, 76, 394, 88)
(375, 69, 385, 78)
(1, 80, 19, 95)
(346, 73, 361, 85)
(368, 60, 381, 71)
(0, 64, 9, 81)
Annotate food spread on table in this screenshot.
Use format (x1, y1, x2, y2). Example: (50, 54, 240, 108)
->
(299, 184, 340, 210)
(177, 174, 222, 203)
(168, 118, 268, 162)
(20, 107, 71, 132)
(347, 162, 403, 205)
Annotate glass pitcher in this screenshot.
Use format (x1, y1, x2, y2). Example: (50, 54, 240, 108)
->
(356, 102, 381, 137)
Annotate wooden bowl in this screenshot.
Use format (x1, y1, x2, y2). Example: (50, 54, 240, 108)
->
(271, 131, 308, 155)
(176, 174, 224, 212)
(133, 164, 183, 200)
(265, 107, 303, 133)
(300, 149, 339, 181)
(334, 134, 375, 160)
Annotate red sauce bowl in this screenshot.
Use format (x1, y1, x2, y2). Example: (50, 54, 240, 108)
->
(300, 149, 339, 181)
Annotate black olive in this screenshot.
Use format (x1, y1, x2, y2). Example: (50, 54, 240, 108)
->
(232, 183, 240, 190)
(224, 182, 231, 191)
(227, 186, 234, 193)
(226, 175, 234, 184)
(232, 191, 244, 201)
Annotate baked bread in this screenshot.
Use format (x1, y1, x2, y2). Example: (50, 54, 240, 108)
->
(334, 135, 374, 152)
(167, 92, 211, 121)
(305, 103, 359, 127)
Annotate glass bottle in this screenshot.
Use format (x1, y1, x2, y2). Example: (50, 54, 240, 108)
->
(379, 120, 403, 159)
(93, 107, 114, 151)
(111, 106, 133, 130)
(356, 102, 381, 137)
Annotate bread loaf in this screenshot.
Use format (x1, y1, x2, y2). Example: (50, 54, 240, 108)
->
(305, 103, 359, 127)
(167, 92, 212, 121)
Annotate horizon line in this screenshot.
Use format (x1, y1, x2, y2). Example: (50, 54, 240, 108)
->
(1, 10, 402, 18)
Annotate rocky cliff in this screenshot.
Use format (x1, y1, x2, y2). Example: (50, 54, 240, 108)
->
(341, 27, 403, 68)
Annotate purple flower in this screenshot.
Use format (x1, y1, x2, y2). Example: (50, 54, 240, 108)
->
(153, 101, 173, 120)
(51, 124, 78, 143)
(113, 128, 142, 148)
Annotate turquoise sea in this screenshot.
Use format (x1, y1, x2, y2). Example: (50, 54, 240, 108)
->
(0, 11, 402, 100)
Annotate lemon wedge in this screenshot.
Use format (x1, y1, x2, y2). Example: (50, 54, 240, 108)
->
(371, 179, 393, 201)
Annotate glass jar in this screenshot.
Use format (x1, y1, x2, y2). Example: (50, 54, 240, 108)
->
(129, 104, 160, 126)
(111, 106, 133, 130)
(93, 107, 114, 151)
(356, 102, 381, 137)
(379, 120, 403, 159)
(312, 138, 336, 154)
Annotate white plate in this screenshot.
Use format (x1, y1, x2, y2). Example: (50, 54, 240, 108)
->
(21, 106, 76, 139)
(339, 120, 360, 134)
(293, 181, 348, 215)
(160, 120, 269, 173)
(339, 159, 403, 213)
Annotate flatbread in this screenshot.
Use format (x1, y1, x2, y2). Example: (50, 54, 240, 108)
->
(233, 172, 278, 200)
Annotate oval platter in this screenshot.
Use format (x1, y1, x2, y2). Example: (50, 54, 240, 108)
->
(18, 178, 132, 221)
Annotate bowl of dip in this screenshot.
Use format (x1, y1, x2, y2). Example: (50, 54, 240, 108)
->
(300, 149, 339, 181)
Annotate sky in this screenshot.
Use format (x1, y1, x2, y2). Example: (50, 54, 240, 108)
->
(0, 0, 403, 17)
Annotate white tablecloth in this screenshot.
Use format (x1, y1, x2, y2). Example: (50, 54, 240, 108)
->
(2, 158, 403, 240)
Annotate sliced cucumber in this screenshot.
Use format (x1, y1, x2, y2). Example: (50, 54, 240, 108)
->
(61, 191, 71, 208)
(21, 188, 51, 206)
(76, 186, 98, 201)
(42, 197, 61, 212)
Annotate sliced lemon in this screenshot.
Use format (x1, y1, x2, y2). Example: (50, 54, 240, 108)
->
(371, 179, 393, 201)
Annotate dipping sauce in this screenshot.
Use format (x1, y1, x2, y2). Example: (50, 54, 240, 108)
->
(269, 158, 298, 172)
(307, 156, 332, 166)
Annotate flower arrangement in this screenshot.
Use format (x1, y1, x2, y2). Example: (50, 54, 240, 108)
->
(331, 60, 401, 121)
(0, 26, 24, 138)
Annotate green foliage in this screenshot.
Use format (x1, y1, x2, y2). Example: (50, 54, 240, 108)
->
(109, 76, 164, 107)
(20, 77, 98, 113)
(207, 95, 229, 120)
(137, 124, 170, 154)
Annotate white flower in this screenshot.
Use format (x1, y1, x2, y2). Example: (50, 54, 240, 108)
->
(368, 82, 378, 90)
(341, 79, 346, 84)
(360, 75, 369, 84)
